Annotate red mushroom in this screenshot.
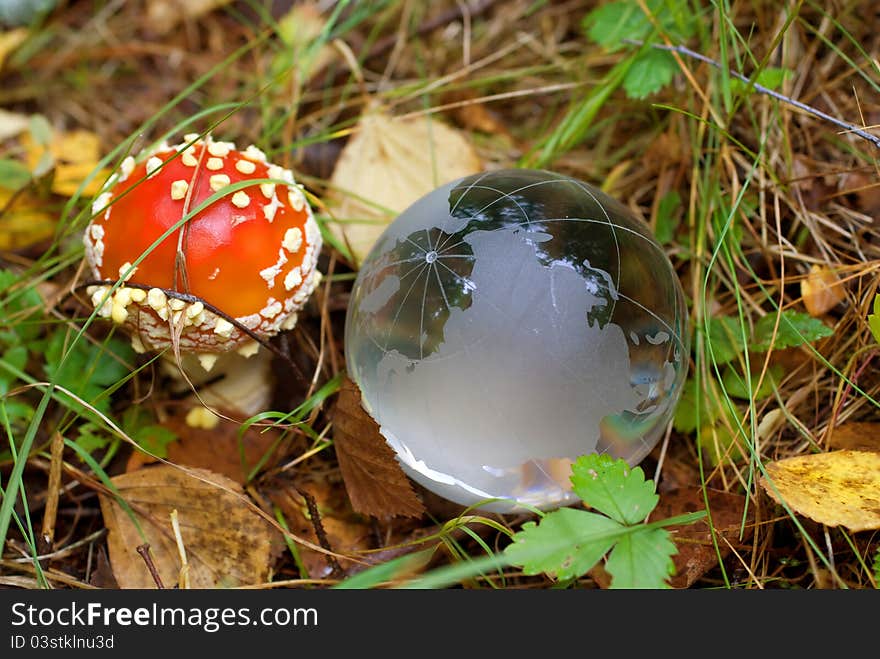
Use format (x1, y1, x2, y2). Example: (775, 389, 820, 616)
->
(83, 133, 322, 370)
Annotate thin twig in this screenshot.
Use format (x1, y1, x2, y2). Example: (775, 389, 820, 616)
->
(295, 485, 344, 579)
(624, 39, 880, 150)
(136, 543, 166, 589)
(40, 431, 65, 551)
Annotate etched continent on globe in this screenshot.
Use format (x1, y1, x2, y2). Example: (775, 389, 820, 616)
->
(345, 169, 689, 512)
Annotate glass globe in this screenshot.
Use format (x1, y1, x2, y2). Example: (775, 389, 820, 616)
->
(344, 169, 689, 512)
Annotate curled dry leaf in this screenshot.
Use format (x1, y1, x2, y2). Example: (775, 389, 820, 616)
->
(332, 375, 425, 519)
(99, 465, 279, 588)
(801, 265, 845, 317)
(760, 449, 880, 532)
(326, 106, 482, 265)
(653, 488, 752, 588)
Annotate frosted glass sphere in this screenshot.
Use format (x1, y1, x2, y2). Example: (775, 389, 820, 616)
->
(344, 169, 689, 513)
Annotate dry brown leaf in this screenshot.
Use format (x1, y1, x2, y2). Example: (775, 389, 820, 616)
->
(825, 422, 880, 453)
(801, 265, 845, 317)
(22, 128, 110, 197)
(99, 465, 279, 588)
(332, 376, 425, 518)
(125, 408, 285, 484)
(654, 488, 752, 588)
(0, 188, 56, 250)
(326, 106, 482, 265)
(443, 90, 511, 136)
(146, 0, 233, 34)
(268, 476, 374, 579)
(760, 449, 880, 532)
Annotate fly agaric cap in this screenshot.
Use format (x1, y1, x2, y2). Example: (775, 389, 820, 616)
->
(83, 134, 322, 370)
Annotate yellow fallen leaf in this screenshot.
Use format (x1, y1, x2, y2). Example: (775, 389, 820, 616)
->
(98, 465, 279, 588)
(21, 128, 110, 197)
(0, 27, 27, 71)
(326, 106, 483, 265)
(801, 265, 845, 316)
(0, 188, 56, 250)
(760, 449, 880, 532)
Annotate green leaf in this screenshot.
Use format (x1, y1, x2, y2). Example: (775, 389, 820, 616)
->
(731, 67, 791, 95)
(583, 0, 695, 50)
(0, 344, 28, 397)
(654, 190, 681, 245)
(130, 424, 177, 458)
(583, 2, 652, 50)
(570, 454, 658, 525)
(605, 527, 677, 589)
(0, 159, 32, 191)
(74, 424, 111, 453)
(752, 310, 834, 352)
(623, 48, 678, 99)
(43, 329, 134, 414)
(28, 114, 52, 146)
(0, 399, 34, 427)
(721, 364, 782, 401)
(706, 316, 746, 365)
(503, 508, 622, 581)
(673, 376, 738, 429)
(0, 269, 45, 345)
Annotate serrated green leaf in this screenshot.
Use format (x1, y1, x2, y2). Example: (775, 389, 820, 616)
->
(74, 425, 111, 453)
(752, 310, 834, 352)
(43, 329, 134, 414)
(570, 454, 658, 525)
(623, 48, 678, 99)
(0, 399, 34, 427)
(583, 0, 696, 51)
(722, 364, 782, 401)
(0, 344, 28, 396)
(130, 424, 177, 458)
(706, 315, 746, 365)
(0, 269, 44, 344)
(583, 1, 651, 50)
(503, 508, 623, 580)
(605, 527, 677, 589)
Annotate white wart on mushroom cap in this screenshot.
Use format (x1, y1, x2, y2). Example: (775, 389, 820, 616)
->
(83, 134, 322, 369)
